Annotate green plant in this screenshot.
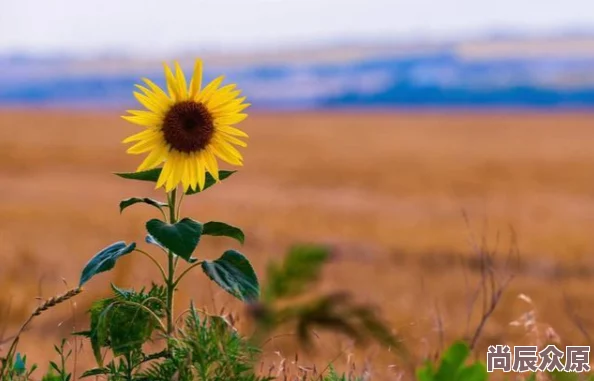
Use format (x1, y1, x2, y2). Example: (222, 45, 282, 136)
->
(251, 244, 400, 351)
(416, 341, 487, 381)
(42, 339, 74, 381)
(54, 60, 263, 380)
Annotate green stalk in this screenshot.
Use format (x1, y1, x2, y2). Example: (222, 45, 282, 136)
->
(166, 188, 178, 337)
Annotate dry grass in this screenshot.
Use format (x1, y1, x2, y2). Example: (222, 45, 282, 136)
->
(1, 109, 594, 378)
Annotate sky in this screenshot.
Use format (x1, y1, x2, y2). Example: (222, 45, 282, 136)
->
(1, 0, 593, 57)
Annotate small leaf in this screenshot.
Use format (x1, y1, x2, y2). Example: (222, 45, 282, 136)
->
(185, 170, 236, 195)
(202, 221, 245, 244)
(81, 368, 110, 378)
(13, 353, 26, 375)
(79, 242, 136, 286)
(201, 250, 259, 302)
(146, 218, 202, 263)
(119, 197, 167, 214)
(114, 168, 162, 182)
(88, 298, 113, 365)
(49, 361, 60, 373)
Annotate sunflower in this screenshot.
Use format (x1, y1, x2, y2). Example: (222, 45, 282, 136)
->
(122, 59, 250, 192)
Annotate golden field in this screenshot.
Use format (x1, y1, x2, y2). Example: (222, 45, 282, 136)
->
(2, 109, 594, 377)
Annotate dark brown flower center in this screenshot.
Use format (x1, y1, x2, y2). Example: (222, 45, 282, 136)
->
(161, 101, 214, 153)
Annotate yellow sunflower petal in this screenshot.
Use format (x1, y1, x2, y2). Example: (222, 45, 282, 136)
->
(137, 144, 168, 171)
(166, 151, 184, 192)
(216, 124, 249, 138)
(211, 139, 243, 166)
(211, 98, 250, 116)
(215, 138, 244, 160)
(188, 153, 198, 191)
(141, 78, 171, 105)
(202, 149, 220, 181)
(215, 113, 248, 125)
(208, 84, 237, 100)
(134, 91, 166, 114)
(181, 154, 191, 192)
(174, 61, 189, 100)
(156, 157, 174, 189)
(207, 89, 241, 109)
(163, 63, 180, 101)
(125, 109, 162, 119)
(127, 139, 160, 154)
(196, 155, 206, 190)
(219, 132, 247, 147)
(121, 114, 161, 128)
(122, 129, 159, 143)
(196, 75, 225, 103)
(189, 59, 203, 98)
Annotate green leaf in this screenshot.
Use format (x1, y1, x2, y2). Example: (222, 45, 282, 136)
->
(49, 361, 60, 374)
(108, 303, 156, 356)
(416, 361, 436, 381)
(146, 218, 202, 263)
(457, 363, 487, 381)
(435, 341, 470, 380)
(202, 221, 245, 245)
(201, 250, 259, 302)
(87, 298, 112, 365)
(115, 168, 236, 194)
(114, 168, 161, 182)
(264, 244, 330, 302)
(13, 353, 26, 375)
(119, 197, 167, 214)
(185, 170, 236, 195)
(81, 368, 110, 378)
(146, 234, 200, 264)
(86, 286, 166, 366)
(79, 241, 136, 286)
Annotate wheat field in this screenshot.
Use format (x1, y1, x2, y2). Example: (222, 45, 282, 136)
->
(2, 109, 594, 377)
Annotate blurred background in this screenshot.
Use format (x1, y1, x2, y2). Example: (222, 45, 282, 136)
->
(2, 0, 594, 378)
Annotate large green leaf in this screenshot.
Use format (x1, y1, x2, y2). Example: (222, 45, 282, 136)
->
(119, 197, 167, 214)
(201, 250, 259, 302)
(146, 218, 202, 263)
(146, 234, 200, 264)
(115, 168, 236, 194)
(79, 242, 136, 286)
(185, 170, 236, 195)
(202, 221, 245, 245)
(114, 168, 161, 182)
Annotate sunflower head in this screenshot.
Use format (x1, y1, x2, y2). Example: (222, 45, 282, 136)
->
(122, 59, 250, 193)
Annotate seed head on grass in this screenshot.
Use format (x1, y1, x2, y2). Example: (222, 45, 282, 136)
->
(32, 287, 83, 317)
(0, 287, 83, 379)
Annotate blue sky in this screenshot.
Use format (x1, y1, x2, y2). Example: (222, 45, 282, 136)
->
(1, 0, 593, 57)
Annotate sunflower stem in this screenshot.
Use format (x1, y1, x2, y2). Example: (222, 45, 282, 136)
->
(165, 188, 178, 339)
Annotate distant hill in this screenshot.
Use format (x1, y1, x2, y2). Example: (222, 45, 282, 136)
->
(1, 35, 594, 110)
